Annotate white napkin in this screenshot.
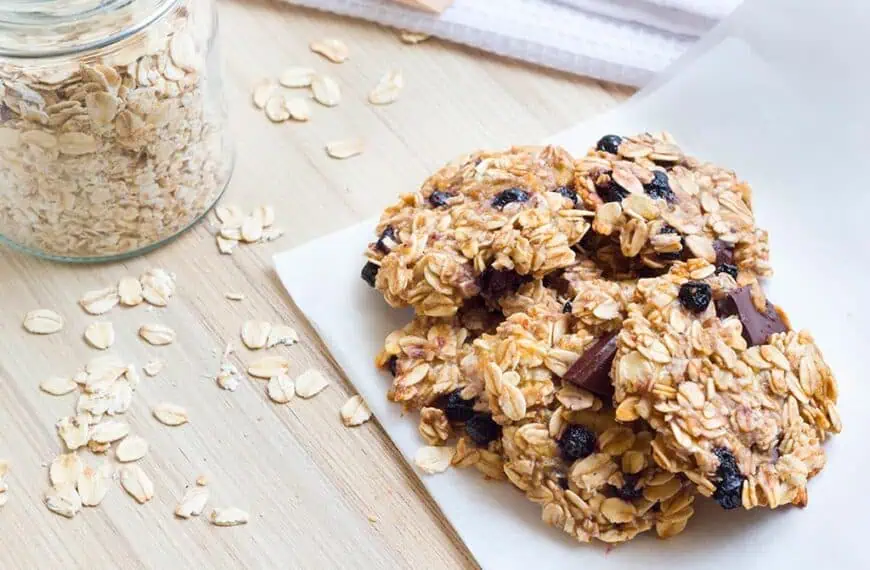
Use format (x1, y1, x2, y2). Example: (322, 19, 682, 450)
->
(275, 0, 869, 567)
(282, 0, 741, 86)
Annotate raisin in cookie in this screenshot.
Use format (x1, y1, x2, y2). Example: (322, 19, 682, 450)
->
(363, 146, 591, 317)
(611, 260, 841, 510)
(575, 132, 771, 281)
(498, 405, 695, 543)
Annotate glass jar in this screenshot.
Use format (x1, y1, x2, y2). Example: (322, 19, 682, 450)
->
(0, 0, 232, 262)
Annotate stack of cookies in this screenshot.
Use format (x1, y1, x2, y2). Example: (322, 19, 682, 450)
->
(361, 134, 841, 545)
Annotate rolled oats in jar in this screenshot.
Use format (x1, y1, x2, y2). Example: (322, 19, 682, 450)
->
(0, 0, 232, 261)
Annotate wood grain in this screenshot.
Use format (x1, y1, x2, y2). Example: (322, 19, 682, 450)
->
(0, 1, 631, 567)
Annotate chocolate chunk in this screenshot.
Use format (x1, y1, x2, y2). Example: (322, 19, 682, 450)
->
(375, 226, 399, 253)
(478, 267, 529, 304)
(361, 262, 379, 287)
(560, 332, 618, 398)
(542, 270, 571, 296)
(712, 240, 734, 266)
(716, 286, 788, 346)
(576, 230, 605, 253)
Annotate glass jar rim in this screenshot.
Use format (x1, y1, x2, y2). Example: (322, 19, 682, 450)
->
(0, 0, 179, 59)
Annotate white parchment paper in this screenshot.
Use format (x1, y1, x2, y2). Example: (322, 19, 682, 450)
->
(275, 0, 869, 567)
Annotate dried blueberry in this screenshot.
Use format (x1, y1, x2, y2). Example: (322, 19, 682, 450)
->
(375, 226, 399, 254)
(562, 301, 573, 314)
(555, 186, 579, 206)
(678, 281, 712, 313)
(612, 474, 643, 501)
(465, 413, 501, 446)
(429, 191, 452, 208)
(479, 267, 529, 303)
(712, 448, 745, 510)
(558, 425, 596, 461)
(716, 263, 739, 279)
(595, 179, 629, 204)
(491, 187, 530, 209)
(361, 262, 379, 287)
(438, 390, 476, 423)
(713, 476, 744, 510)
(714, 448, 740, 478)
(660, 224, 679, 235)
(543, 271, 570, 296)
(386, 355, 398, 376)
(644, 170, 676, 202)
(596, 134, 622, 154)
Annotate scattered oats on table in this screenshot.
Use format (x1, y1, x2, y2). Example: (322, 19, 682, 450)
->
(40, 376, 78, 396)
(118, 276, 144, 306)
(116, 435, 149, 463)
(251, 79, 276, 109)
(138, 323, 177, 346)
(266, 324, 299, 348)
(84, 321, 115, 350)
(311, 74, 341, 107)
(241, 320, 271, 350)
(210, 507, 250, 527)
(279, 66, 315, 88)
(44, 484, 82, 518)
(326, 139, 363, 160)
(284, 97, 311, 122)
(266, 373, 295, 404)
(368, 70, 403, 105)
(295, 369, 329, 399)
(22, 309, 64, 334)
(143, 359, 165, 377)
(175, 485, 210, 519)
(309, 38, 349, 63)
(247, 355, 290, 379)
(49, 453, 83, 487)
(77, 464, 112, 507)
(340, 395, 372, 427)
(216, 349, 243, 391)
(152, 402, 189, 426)
(264, 95, 290, 123)
(120, 464, 154, 504)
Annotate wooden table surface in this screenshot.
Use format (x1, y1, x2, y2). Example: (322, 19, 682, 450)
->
(0, 1, 631, 568)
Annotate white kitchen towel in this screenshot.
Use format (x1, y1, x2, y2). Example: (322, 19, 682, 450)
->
(282, 0, 741, 86)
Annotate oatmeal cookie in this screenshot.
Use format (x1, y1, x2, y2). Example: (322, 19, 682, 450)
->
(377, 315, 479, 413)
(611, 260, 841, 510)
(363, 146, 591, 317)
(498, 404, 695, 543)
(575, 132, 771, 281)
(474, 272, 635, 425)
